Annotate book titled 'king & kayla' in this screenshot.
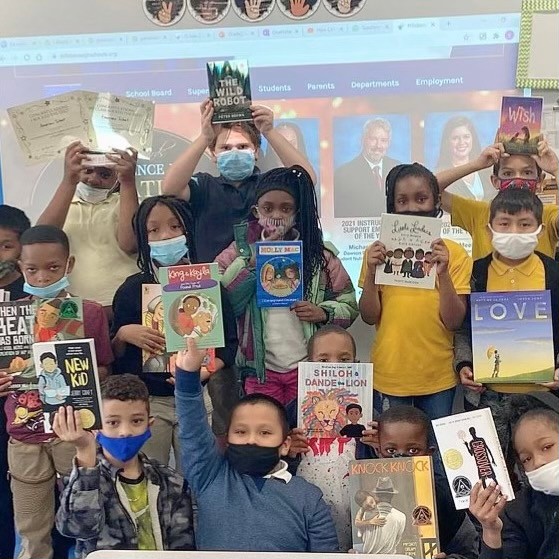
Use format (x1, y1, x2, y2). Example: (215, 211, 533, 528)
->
(471, 290, 555, 384)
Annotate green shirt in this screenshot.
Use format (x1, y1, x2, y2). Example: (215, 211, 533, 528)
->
(120, 473, 156, 550)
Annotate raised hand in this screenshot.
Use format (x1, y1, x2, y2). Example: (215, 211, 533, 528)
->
(158, 1, 174, 24)
(337, 0, 351, 14)
(63, 140, 89, 186)
(106, 147, 138, 187)
(475, 143, 506, 171)
(366, 241, 387, 273)
(290, 0, 310, 16)
(176, 337, 209, 372)
(200, 99, 217, 146)
(53, 406, 95, 449)
(250, 105, 274, 135)
(533, 137, 559, 177)
(430, 238, 449, 275)
(245, 0, 262, 19)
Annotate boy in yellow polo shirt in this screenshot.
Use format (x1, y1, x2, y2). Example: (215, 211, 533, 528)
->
(454, 188, 559, 411)
(359, 163, 472, 421)
(437, 138, 559, 260)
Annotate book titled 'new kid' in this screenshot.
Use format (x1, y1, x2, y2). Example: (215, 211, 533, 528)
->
(375, 213, 442, 290)
(0, 300, 35, 389)
(471, 290, 555, 384)
(207, 59, 252, 124)
(159, 264, 224, 353)
(498, 96, 543, 155)
(432, 408, 514, 510)
(298, 362, 373, 438)
(349, 457, 440, 558)
(256, 240, 303, 307)
(32, 338, 103, 433)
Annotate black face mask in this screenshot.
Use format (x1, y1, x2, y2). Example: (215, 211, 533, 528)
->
(398, 208, 440, 218)
(225, 443, 282, 476)
(391, 452, 413, 458)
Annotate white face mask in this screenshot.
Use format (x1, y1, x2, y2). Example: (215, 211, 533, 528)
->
(525, 459, 559, 496)
(489, 224, 542, 260)
(75, 181, 112, 204)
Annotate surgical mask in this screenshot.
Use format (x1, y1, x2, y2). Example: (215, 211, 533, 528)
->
(497, 178, 539, 193)
(226, 443, 282, 476)
(23, 261, 71, 299)
(75, 181, 112, 204)
(0, 260, 17, 280)
(489, 225, 541, 260)
(216, 150, 255, 182)
(149, 235, 189, 267)
(257, 215, 296, 239)
(525, 459, 559, 496)
(96, 429, 152, 463)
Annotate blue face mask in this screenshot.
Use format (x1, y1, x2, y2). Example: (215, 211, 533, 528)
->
(149, 235, 189, 267)
(96, 429, 152, 463)
(216, 149, 255, 182)
(23, 275, 70, 299)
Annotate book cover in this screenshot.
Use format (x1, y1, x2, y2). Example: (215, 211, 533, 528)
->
(349, 457, 440, 558)
(0, 301, 35, 389)
(33, 297, 84, 343)
(256, 240, 303, 307)
(298, 362, 373, 438)
(141, 284, 216, 374)
(32, 338, 103, 433)
(498, 96, 543, 155)
(471, 290, 555, 384)
(207, 59, 252, 124)
(375, 213, 442, 290)
(159, 264, 224, 352)
(432, 408, 514, 510)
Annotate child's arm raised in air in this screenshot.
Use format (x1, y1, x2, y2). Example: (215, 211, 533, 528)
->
(175, 338, 224, 494)
(37, 141, 89, 228)
(251, 105, 317, 184)
(436, 143, 503, 213)
(432, 239, 468, 331)
(54, 406, 104, 540)
(359, 242, 385, 325)
(162, 99, 216, 201)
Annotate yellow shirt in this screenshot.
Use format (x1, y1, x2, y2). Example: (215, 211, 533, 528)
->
(64, 194, 138, 306)
(485, 252, 548, 393)
(450, 195, 559, 260)
(359, 239, 472, 396)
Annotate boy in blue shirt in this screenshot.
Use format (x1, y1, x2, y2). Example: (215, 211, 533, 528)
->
(175, 337, 339, 552)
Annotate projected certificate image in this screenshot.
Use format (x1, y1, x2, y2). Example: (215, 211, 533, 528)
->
(333, 115, 410, 218)
(426, 111, 499, 202)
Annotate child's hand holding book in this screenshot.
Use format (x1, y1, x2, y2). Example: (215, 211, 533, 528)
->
(176, 338, 209, 374)
(53, 405, 97, 468)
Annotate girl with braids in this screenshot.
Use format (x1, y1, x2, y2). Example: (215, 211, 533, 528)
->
(216, 165, 358, 405)
(359, 163, 472, 420)
(111, 195, 238, 468)
(469, 394, 559, 559)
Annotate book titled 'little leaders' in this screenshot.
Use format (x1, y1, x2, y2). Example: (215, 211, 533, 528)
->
(159, 263, 224, 353)
(471, 290, 555, 384)
(375, 213, 441, 290)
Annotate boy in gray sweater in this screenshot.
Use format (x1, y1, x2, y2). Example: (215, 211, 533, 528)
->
(175, 338, 339, 552)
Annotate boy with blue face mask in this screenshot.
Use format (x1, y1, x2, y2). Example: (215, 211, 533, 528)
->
(54, 374, 194, 558)
(4, 224, 113, 559)
(162, 99, 317, 263)
(454, 189, 559, 413)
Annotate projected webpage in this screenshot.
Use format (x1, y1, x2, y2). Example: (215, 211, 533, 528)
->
(0, 11, 520, 283)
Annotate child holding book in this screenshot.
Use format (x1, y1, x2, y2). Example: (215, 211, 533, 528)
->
(373, 406, 480, 558)
(5, 224, 113, 559)
(0, 204, 30, 559)
(111, 195, 238, 467)
(216, 166, 358, 406)
(359, 163, 472, 419)
(175, 337, 339, 551)
(469, 398, 559, 559)
(162, 100, 317, 263)
(437, 137, 559, 260)
(54, 374, 194, 558)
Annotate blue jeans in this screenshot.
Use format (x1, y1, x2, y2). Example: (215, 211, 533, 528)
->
(375, 386, 456, 421)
